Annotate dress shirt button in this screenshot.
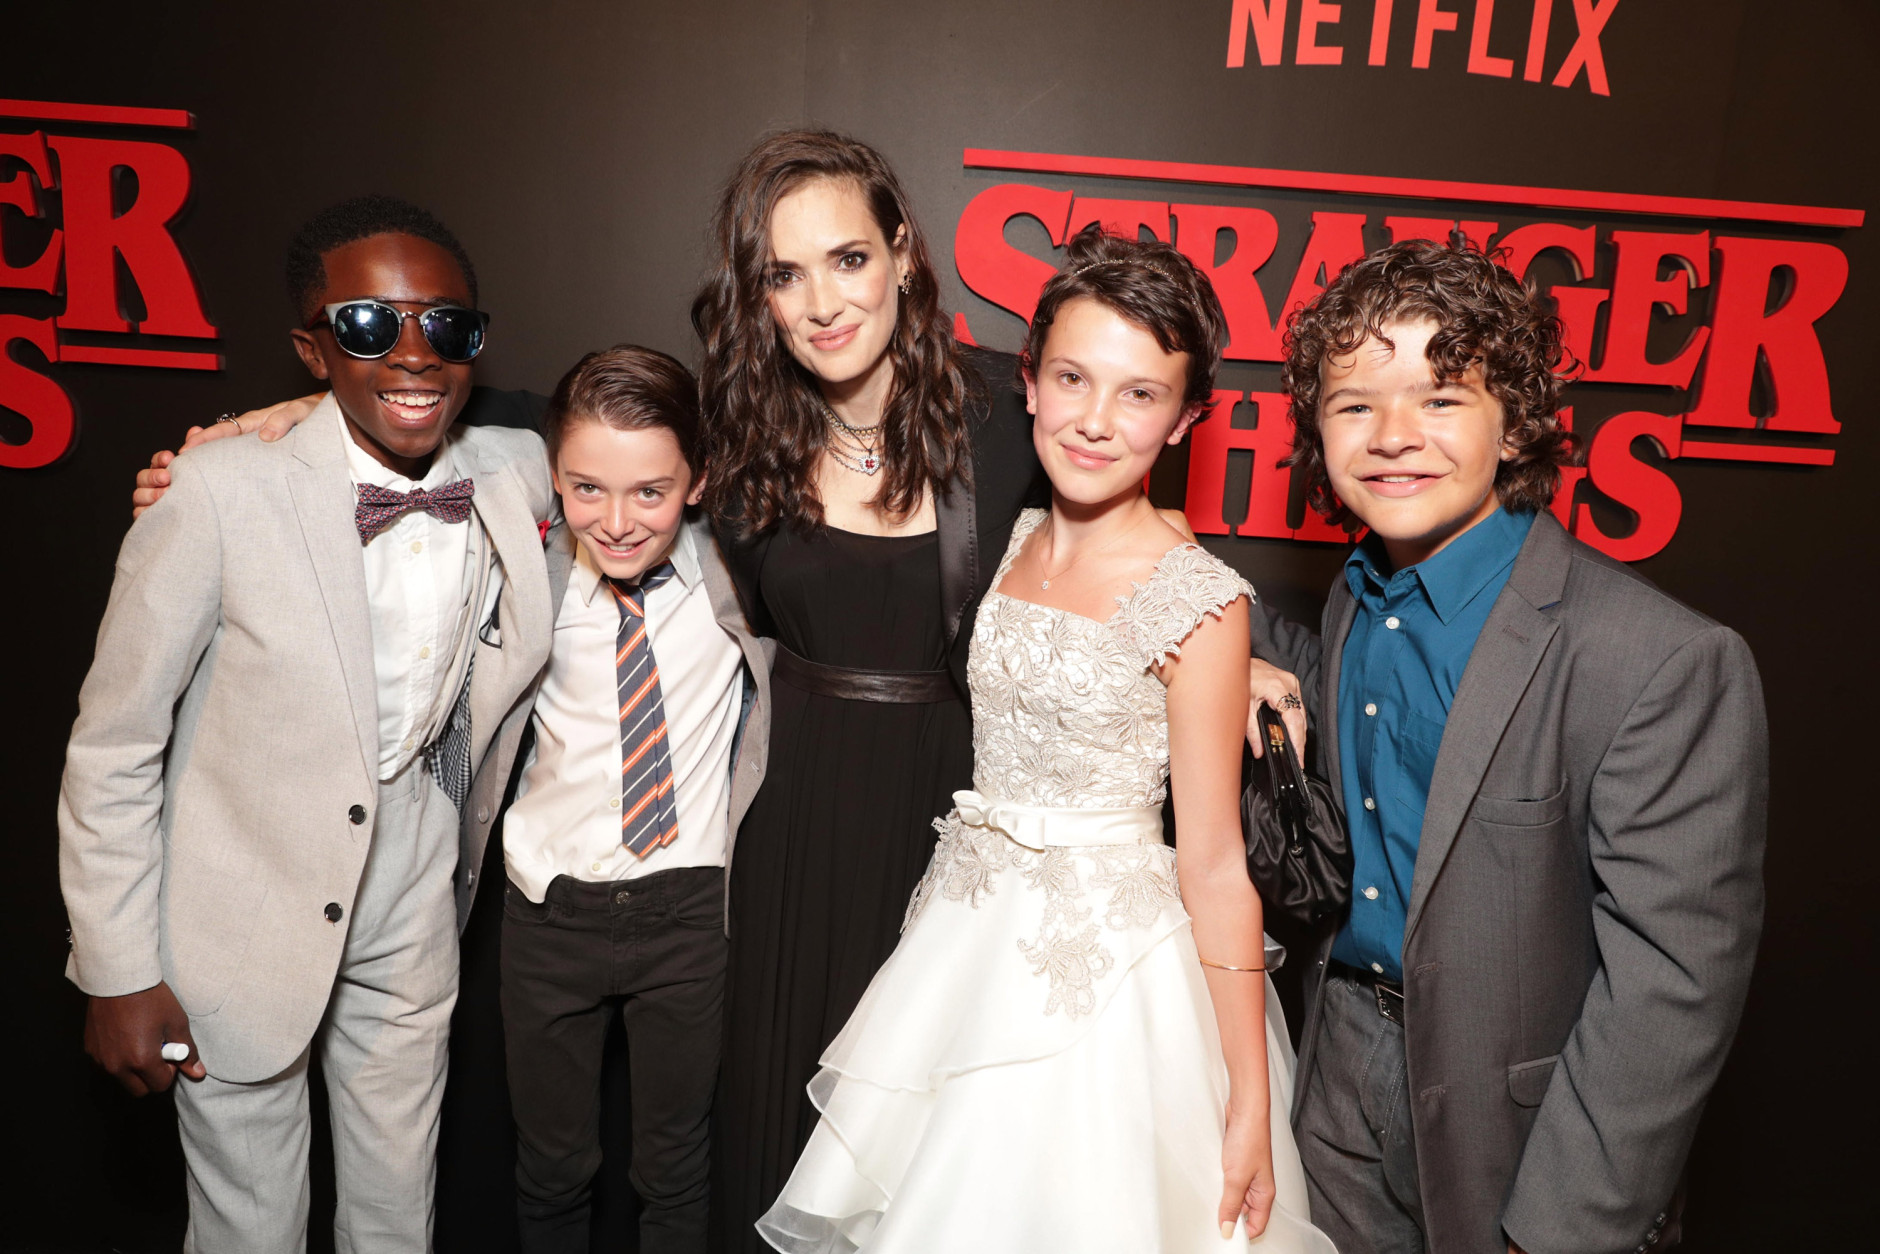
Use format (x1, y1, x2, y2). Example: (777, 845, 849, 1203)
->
(410, 540, 424, 554)
(324, 902, 344, 923)
(608, 797, 621, 809)
(1363, 797, 1376, 811)
(1363, 886, 1379, 900)
(402, 735, 415, 752)
(476, 806, 490, 824)
(465, 870, 476, 887)
(1364, 702, 1378, 717)
(591, 862, 602, 873)
(419, 645, 431, 660)
(1385, 616, 1401, 630)
(348, 804, 367, 825)
(1370, 962, 1384, 974)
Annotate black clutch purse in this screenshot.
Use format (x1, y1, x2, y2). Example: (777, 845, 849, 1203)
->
(1242, 704, 1353, 929)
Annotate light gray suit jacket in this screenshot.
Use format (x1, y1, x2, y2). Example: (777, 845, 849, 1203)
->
(58, 399, 555, 1083)
(1251, 512, 1767, 1254)
(470, 514, 772, 921)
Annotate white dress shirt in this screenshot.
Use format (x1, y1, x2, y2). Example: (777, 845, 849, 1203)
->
(341, 407, 493, 780)
(503, 524, 744, 902)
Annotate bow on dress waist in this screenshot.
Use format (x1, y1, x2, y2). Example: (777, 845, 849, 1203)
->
(951, 790, 1163, 851)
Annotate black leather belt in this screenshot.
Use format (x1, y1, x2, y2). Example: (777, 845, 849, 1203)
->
(1331, 959, 1406, 1025)
(772, 643, 959, 704)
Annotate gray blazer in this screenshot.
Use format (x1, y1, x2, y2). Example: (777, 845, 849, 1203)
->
(58, 399, 556, 1083)
(1251, 512, 1767, 1254)
(469, 514, 773, 924)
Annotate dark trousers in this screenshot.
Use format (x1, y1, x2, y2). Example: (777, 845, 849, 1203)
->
(1296, 967, 1428, 1254)
(501, 866, 727, 1254)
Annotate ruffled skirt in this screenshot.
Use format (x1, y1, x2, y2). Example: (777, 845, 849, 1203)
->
(756, 810, 1336, 1253)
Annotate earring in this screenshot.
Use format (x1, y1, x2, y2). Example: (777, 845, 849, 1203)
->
(899, 273, 913, 295)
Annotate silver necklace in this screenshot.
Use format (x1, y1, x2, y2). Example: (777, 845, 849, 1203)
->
(824, 406, 884, 476)
(1038, 511, 1151, 590)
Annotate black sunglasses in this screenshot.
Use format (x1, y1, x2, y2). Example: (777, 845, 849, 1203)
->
(310, 300, 490, 363)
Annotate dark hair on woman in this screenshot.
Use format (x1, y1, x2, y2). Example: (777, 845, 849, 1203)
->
(1281, 239, 1578, 526)
(543, 345, 702, 473)
(284, 194, 478, 323)
(690, 129, 978, 535)
(1022, 225, 1228, 412)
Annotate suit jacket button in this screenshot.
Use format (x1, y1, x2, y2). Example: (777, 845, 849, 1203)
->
(348, 805, 367, 825)
(324, 903, 344, 923)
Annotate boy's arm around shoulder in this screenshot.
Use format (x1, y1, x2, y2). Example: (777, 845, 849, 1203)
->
(1247, 592, 1321, 692)
(60, 451, 226, 997)
(461, 422, 553, 519)
(1503, 623, 1768, 1252)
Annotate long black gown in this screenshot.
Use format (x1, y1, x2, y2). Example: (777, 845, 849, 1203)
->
(711, 351, 1045, 1252)
(713, 526, 974, 1248)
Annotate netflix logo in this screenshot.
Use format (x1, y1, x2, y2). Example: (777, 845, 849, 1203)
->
(953, 149, 1861, 562)
(1228, 0, 1623, 96)
(0, 98, 220, 469)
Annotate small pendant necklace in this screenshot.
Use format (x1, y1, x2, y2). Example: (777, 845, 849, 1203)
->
(1038, 510, 1152, 591)
(824, 406, 884, 476)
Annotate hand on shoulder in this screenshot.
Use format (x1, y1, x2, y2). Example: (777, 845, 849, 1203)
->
(131, 393, 325, 518)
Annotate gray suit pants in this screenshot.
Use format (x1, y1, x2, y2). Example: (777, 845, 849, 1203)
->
(1297, 968, 1428, 1254)
(174, 763, 461, 1253)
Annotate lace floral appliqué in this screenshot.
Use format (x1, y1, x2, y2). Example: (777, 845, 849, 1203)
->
(905, 509, 1252, 1018)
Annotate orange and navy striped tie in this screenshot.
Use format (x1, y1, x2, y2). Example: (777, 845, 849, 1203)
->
(609, 563, 679, 857)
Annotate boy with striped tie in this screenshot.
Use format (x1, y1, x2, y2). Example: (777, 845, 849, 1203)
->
(498, 346, 770, 1254)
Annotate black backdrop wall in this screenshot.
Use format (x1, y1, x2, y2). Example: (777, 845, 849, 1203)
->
(3, 2, 1873, 1249)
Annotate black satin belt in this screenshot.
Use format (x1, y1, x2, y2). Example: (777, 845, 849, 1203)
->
(772, 643, 959, 704)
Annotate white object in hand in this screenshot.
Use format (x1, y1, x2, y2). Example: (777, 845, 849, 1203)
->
(160, 1042, 191, 1063)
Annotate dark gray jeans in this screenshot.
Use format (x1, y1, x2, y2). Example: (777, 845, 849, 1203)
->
(1297, 967, 1428, 1254)
(500, 866, 727, 1254)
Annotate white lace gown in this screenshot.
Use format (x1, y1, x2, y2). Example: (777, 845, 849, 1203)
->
(757, 511, 1336, 1254)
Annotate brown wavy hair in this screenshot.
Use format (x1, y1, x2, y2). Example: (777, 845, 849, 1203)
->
(1022, 225, 1228, 412)
(1281, 239, 1579, 527)
(691, 130, 978, 535)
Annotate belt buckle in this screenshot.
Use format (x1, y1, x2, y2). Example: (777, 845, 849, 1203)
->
(1373, 980, 1405, 1025)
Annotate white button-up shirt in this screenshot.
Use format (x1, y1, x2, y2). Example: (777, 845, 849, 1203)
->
(341, 408, 487, 781)
(503, 524, 744, 902)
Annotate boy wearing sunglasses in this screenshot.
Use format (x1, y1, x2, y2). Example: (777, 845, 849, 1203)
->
(59, 195, 556, 1250)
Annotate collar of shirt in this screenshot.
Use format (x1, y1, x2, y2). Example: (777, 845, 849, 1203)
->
(1344, 507, 1535, 623)
(570, 521, 703, 607)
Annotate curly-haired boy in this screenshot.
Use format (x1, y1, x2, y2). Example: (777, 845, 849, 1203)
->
(1246, 240, 1766, 1254)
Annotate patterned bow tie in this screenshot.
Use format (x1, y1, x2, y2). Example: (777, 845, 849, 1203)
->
(354, 479, 476, 545)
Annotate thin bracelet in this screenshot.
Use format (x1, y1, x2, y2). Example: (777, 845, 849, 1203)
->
(1197, 956, 1266, 972)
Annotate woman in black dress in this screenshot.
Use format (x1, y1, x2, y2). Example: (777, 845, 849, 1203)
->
(691, 131, 1045, 1251)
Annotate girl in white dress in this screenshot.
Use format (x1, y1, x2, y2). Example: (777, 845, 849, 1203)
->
(758, 227, 1336, 1254)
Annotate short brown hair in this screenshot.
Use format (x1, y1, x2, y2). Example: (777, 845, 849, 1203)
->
(1023, 224, 1228, 413)
(544, 345, 702, 471)
(1281, 240, 1578, 526)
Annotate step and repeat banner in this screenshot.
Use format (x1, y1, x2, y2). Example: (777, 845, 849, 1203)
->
(2, 1, 1870, 1248)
